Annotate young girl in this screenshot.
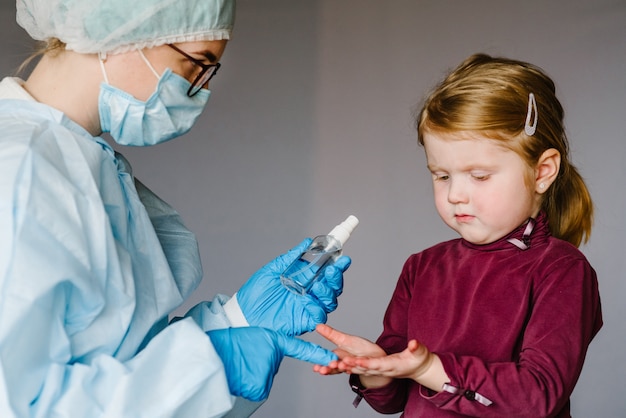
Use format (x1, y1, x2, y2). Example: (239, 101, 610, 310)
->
(315, 54, 603, 417)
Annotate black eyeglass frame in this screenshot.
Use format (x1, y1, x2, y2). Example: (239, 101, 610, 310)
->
(167, 44, 221, 97)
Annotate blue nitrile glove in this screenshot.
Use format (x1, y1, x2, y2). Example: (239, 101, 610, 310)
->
(207, 327, 337, 402)
(236, 238, 351, 336)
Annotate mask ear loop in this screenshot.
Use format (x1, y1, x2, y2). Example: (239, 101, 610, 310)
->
(137, 49, 161, 80)
(525, 92, 538, 136)
(98, 52, 110, 84)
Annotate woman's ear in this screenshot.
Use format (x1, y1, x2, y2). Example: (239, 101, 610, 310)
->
(535, 148, 561, 194)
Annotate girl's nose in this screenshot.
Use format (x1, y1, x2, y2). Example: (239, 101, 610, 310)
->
(447, 179, 469, 204)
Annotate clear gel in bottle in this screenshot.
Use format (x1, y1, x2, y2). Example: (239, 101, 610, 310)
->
(280, 215, 359, 295)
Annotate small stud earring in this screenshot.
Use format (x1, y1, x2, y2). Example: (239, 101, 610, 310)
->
(539, 182, 546, 189)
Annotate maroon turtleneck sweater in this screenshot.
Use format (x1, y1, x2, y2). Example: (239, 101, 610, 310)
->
(353, 213, 602, 417)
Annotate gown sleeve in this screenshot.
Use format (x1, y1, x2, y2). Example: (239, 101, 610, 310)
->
(0, 108, 237, 417)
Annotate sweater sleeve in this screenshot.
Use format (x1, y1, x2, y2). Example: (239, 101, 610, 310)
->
(426, 258, 602, 417)
(353, 256, 416, 414)
(356, 247, 602, 417)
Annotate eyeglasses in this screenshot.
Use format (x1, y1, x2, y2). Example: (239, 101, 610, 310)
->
(167, 44, 221, 97)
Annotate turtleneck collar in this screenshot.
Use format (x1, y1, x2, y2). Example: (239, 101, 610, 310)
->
(461, 212, 550, 252)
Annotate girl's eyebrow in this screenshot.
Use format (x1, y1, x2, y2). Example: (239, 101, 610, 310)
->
(427, 162, 497, 173)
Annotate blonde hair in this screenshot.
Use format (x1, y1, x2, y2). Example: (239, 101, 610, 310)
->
(17, 38, 66, 75)
(417, 54, 593, 246)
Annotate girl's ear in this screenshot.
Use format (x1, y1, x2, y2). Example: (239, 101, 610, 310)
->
(535, 148, 561, 194)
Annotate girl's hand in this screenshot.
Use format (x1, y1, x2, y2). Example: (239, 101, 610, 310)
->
(312, 324, 386, 375)
(340, 339, 449, 392)
(342, 339, 435, 381)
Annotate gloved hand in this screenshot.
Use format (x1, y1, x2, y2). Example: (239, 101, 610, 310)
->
(236, 238, 351, 336)
(207, 326, 337, 402)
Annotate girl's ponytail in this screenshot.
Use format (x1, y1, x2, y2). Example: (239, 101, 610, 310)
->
(544, 159, 593, 246)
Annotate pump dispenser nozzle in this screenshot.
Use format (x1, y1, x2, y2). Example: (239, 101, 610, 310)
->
(328, 215, 359, 246)
(280, 215, 359, 295)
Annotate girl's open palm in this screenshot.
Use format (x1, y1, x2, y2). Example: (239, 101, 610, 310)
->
(341, 339, 435, 381)
(313, 324, 386, 375)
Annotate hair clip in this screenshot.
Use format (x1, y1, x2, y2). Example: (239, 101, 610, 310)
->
(525, 92, 538, 136)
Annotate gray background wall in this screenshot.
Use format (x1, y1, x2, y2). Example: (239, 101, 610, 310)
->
(2, 0, 624, 416)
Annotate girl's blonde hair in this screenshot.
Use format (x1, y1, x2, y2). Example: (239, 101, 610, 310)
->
(417, 53, 593, 247)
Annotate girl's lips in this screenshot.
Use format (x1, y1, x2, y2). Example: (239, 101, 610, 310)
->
(455, 214, 474, 223)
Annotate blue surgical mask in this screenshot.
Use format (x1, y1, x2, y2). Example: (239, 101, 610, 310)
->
(98, 52, 211, 147)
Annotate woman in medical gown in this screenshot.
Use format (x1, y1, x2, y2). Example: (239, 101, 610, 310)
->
(0, 0, 350, 416)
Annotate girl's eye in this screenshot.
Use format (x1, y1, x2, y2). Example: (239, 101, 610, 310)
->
(471, 173, 490, 181)
(433, 174, 449, 181)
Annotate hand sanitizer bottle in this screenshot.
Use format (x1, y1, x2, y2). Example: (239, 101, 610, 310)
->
(280, 215, 359, 295)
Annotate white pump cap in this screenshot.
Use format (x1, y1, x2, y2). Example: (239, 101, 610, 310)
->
(327, 215, 359, 246)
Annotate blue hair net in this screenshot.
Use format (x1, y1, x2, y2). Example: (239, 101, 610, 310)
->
(16, 0, 235, 54)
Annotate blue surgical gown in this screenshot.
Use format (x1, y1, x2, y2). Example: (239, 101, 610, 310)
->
(0, 78, 239, 417)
